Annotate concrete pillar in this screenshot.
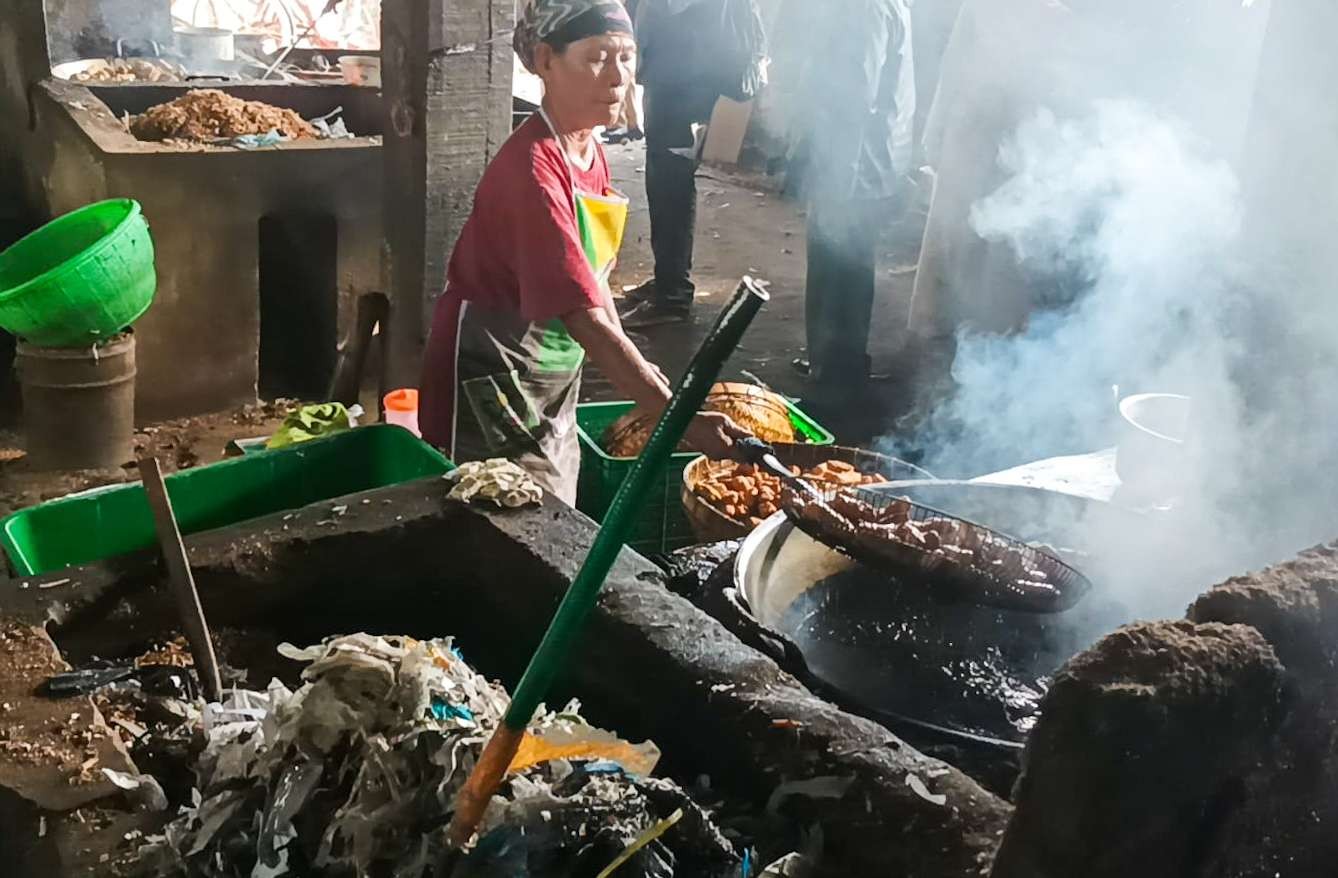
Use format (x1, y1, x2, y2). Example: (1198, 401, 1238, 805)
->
(0, 0, 52, 211)
(381, 0, 514, 391)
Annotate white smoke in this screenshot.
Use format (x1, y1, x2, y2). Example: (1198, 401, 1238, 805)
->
(886, 99, 1338, 614)
(904, 101, 1245, 479)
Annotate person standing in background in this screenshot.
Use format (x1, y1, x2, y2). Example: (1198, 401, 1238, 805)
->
(908, 0, 1245, 355)
(619, 0, 766, 329)
(909, 0, 1089, 349)
(910, 0, 967, 166)
(783, 0, 916, 397)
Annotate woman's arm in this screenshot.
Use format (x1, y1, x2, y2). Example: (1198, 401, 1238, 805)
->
(565, 306, 671, 409)
(562, 306, 748, 457)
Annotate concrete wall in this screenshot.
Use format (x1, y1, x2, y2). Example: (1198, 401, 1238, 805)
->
(43, 0, 174, 64)
(11, 74, 385, 421)
(380, 0, 513, 388)
(99, 143, 385, 419)
(2, 0, 505, 424)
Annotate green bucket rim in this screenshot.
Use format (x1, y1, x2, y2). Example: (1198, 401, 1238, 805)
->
(0, 198, 146, 308)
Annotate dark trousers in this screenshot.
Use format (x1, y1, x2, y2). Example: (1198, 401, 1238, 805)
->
(644, 81, 721, 310)
(805, 201, 883, 385)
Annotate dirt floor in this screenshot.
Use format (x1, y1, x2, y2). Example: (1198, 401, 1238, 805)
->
(0, 400, 298, 519)
(0, 140, 931, 518)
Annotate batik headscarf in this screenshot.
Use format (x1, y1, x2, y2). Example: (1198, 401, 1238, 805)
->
(514, 0, 634, 73)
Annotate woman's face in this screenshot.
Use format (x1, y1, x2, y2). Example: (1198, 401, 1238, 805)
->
(535, 33, 637, 130)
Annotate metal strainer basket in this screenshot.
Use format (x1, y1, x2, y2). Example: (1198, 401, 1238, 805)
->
(782, 484, 1094, 614)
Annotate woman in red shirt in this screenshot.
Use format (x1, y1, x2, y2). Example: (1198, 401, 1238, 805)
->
(420, 0, 745, 503)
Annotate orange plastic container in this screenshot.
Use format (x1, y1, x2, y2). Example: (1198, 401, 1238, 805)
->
(383, 388, 420, 437)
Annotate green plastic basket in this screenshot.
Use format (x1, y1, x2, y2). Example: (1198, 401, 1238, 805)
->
(0, 199, 156, 347)
(576, 399, 834, 555)
(0, 425, 453, 576)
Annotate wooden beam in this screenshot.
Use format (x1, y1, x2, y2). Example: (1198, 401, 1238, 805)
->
(381, 0, 514, 389)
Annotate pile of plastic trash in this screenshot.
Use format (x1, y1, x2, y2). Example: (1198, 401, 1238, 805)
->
(448, 459, 545, 508)
(135, 634, 740, 877)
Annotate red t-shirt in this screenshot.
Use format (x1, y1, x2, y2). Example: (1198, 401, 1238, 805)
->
(419, 115, 611, 450)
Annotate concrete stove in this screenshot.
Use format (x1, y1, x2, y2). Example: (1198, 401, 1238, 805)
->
(25, 77, 385, 420)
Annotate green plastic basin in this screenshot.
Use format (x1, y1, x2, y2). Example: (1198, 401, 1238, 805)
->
(0, 199, 156, 347)
(575, 399, 834, 555)
(0, 425, 453, 576)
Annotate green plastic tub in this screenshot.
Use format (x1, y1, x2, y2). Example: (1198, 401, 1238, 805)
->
(576, 400, 834, 555)
(1, 425, 453, 576)
(0, 199, 156, 347)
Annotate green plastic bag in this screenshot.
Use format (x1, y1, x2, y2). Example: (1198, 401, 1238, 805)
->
(266, 403, 356, 450)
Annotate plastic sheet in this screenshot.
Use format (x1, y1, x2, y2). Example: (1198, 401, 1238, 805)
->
(141, 633, 737, 877)
(447, 459, 544, 508)
(509, 724, 661, 777)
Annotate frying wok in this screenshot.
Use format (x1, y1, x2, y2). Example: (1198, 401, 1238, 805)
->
(733, 480, 1153, 749)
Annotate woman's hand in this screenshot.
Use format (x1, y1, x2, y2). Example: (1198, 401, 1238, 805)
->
(562, 307, 752, 457)
(687, 411, 751, 460)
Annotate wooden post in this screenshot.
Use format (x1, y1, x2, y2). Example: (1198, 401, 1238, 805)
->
(381, 0, 514, 390)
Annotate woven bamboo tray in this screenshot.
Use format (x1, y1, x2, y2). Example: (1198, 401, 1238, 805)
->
(681, 444, 935, 543)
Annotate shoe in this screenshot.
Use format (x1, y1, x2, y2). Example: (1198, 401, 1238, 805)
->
(793, 356, 888, 383)
(616, 279, 657, 316)
(600, 127, 645, 145)
(621, 301, 692, 329)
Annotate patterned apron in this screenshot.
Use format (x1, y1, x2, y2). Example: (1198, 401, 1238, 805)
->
(452, 110, 629, 504)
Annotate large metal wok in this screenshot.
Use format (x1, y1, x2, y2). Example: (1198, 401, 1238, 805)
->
(733, 480, 1153, 749)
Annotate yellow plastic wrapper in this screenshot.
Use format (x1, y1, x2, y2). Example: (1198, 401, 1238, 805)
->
(507, 726, 661, 777)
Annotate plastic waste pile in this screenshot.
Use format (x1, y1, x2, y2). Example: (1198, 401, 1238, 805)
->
(447, 459, 545, 508)
(137, 634, 739, 878)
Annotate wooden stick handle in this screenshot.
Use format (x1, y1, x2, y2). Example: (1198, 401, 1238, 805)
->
(137, 457, 223, 702)
(446, 723, 525, 848)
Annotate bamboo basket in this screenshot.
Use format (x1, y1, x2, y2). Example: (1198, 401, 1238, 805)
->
(681, 444, 935, 543)
(603, 382, 796, 458)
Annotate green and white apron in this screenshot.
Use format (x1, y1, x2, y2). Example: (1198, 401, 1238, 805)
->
(451, 110, 629, 504)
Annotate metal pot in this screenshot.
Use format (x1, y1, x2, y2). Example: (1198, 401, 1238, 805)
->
(174, 27, 237, 76)
(51, 41, 181, 83)
(1115, 392, 1190, 494)
(52, 57, 183, 83)
(732, 480, 1151, 750)
(17, 334, 136, 471)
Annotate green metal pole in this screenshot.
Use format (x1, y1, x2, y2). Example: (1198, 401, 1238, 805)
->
(448, 277, 769, 845)
(505, 276, 769, 725)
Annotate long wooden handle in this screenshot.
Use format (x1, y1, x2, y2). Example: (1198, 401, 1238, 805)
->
(445, 724, 525, 847)
(137, 457, 223, 702)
